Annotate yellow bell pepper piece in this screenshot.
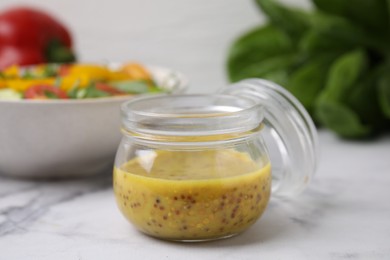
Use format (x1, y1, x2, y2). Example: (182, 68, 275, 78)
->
(3, 65, 20, 78)
(68, 64, 109, 81)
(108, 71, 133, 81)
(56, 64, 112, 91)
(6, 78, 56, 92)
(0, 79, 6, 89)
(59, 74, 91, 91)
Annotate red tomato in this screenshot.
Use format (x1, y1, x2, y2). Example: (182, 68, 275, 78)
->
(95, 83, 126, 96)
(25, 85, 68, 99)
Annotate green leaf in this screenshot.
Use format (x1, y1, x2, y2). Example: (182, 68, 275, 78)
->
(288, 54, 337, 113)
(311, 0, 344, 14)
(43, 64, 58, 77)
(229, 53, 297, 83)
(259, 70, 290, 87)
(308, 13, 367, 47)
(84, 87, 111, 98)
(21, 69, 35, 79)
(228, 25, 294, 69)
(67, 87, 80, 99)
(68, 85, 110, 99)
(110, 80, 150, 94)
(321, 49, 367, 101)
(315, 98, 371, 138)
(227, 24, 295, 82)
(225, 0, 390, 138)
(312, 0, 389, 32)
(254, 0, 309, 40)
(299, 30, 352, 55)
(314, 49, 374, 138)
(44, 90, 60, 99)
(388, 0, 390, 30)
(378, 72, 390, 118)
(148, 85, 165, 93)
(309, 12, 388, 53)
(346, 66, 388, 129)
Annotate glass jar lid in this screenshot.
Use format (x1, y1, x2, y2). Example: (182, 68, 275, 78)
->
(220, 79, 319, 197)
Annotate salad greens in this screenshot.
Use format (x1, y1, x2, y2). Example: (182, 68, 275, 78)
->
(227, 0, 390, 139)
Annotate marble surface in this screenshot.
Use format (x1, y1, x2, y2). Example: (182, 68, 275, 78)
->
(0, 130, 389, 260)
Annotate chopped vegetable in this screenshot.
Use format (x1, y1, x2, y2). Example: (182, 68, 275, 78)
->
(110, 80, 149, 94)
(0, 63, 166, 100)
(6, 78, 56, 92)
(120, 63, 153, 82)
(25, 85, 68, 99)
(95, 83, 125, 96)
(0, 88, 22, 100)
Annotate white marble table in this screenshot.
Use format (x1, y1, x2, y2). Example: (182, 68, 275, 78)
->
(1, 130, 389, 260)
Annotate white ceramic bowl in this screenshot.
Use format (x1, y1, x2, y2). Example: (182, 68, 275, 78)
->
(0, 66, 188, 178)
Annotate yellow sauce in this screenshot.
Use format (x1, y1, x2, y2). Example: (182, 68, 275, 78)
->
(114, 149, 271, 241)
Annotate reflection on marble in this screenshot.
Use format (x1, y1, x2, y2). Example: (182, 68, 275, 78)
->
(0, 172, 111, 237)
(0, 131, 390, 260)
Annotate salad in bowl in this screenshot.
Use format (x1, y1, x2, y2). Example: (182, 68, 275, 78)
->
(0, 62, 187, 178)
(0, 62, 178, 100)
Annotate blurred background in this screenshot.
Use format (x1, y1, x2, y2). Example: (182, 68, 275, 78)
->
(0, 0, 308, 93)
(1, 0, 389, 139)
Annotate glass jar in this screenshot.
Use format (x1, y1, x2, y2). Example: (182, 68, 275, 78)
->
(113, 79, 318, 242)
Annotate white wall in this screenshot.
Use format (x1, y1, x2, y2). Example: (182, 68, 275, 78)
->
(0, 0, 309, 93)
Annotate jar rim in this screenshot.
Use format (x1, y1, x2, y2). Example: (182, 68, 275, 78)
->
(121, 94, 264, 138)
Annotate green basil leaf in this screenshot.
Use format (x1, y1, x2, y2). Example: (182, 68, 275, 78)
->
(260, 70, 290, 87)
(388, 0, 390, 30)
(309, 12, 388, 53)
(315, 98, 371, 138)
(345, 66, 388, 129)
(309, 13, 367, 47)
(229, 53, 297, 83)
(299, 30, 352, 55)
(254, 0, 309, 40)
(110, 80, 149, 94)
(227, 24, 295, 82)
(321, 49, 367, 101)
(315, 51, 384, 138)
(288, 54, 337, 113)
(313, 0, 388, 32)
(311, 0, 345, 14)
(378, 72, 390, 118)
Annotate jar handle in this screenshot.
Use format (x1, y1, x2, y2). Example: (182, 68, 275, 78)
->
(220, 79, 319, 197)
